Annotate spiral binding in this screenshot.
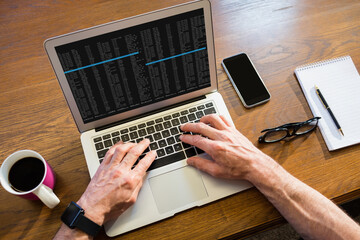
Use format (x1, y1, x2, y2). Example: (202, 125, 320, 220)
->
(295, 56, 350, 72)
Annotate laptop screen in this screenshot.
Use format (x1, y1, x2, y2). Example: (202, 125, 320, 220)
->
(55, 9, 210, 124)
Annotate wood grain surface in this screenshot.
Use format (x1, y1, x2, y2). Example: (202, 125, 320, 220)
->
(0, 0, 359, 239)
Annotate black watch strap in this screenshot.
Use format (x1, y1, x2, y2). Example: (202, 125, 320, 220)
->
(76, 214, 102, 237)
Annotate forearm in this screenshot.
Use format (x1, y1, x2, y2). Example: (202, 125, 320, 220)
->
(53, 224, 92, 240)
(249, 156, 360, 240)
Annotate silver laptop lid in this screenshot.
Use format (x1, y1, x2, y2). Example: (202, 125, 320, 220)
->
(44, 0, 217, 133)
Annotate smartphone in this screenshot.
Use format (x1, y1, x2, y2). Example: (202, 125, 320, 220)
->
(222, 53, 271, 108)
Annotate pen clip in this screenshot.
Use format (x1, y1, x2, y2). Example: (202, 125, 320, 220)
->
(315, 85, 328, 109)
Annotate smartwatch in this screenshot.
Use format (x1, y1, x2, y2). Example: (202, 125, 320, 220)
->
(61, 201, 102, 237)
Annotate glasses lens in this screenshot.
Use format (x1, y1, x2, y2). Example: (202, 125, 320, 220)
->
(296, 119, 318, 135)
(264, 130, 288, 142)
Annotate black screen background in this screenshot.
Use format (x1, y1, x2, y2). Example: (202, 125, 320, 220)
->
(55, 9, 210, 123)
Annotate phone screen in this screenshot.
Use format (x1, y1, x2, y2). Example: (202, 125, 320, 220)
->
(222, 53, 270, 107)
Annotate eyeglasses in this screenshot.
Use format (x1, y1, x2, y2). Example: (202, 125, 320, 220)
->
(258, 117, 321, 143)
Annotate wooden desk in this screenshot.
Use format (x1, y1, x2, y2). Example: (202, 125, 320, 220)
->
(1, 0, 359, 239)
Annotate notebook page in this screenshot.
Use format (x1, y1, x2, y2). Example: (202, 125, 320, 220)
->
(295, 56, 360, 150)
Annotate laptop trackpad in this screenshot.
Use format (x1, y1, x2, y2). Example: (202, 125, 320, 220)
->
(149, 166, 208, 214)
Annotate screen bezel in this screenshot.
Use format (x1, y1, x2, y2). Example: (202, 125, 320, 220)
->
(222, 53, 270, 108)
(44, 0, 217, 133)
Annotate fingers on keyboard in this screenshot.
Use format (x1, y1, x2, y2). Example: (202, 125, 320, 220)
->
(95, 102, 215, 169)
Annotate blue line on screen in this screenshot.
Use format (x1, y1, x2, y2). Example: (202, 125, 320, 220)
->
(64, 51, 139, 74)
(145, 47, 207, 66)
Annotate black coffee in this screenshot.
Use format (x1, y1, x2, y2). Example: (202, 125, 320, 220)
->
(8, 157, 45, 192)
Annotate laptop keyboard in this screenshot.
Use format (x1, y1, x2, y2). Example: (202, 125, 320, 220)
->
(93, 101, 217, 171)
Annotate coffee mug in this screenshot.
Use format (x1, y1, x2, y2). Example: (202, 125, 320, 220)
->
(0, 150, 60, 208)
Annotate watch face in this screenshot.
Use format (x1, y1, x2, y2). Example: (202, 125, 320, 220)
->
(61, 202, 83, 228)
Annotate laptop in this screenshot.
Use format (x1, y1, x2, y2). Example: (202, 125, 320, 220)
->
(44, 0, 252, 236)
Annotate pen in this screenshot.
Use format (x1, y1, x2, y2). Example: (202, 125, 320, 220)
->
(315, 85, 344, 136)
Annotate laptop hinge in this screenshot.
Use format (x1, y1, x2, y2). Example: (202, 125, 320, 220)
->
(95, 95, 206, 132)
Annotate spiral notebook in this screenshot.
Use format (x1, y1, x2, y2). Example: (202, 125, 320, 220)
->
(295, 56, 360, 151)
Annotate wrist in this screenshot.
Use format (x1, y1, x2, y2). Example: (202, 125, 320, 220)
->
(60, 201, 103, 238)
(245, 152, 281, 186)
(77, 197, 106, 226)
(246, 153, 296, 199)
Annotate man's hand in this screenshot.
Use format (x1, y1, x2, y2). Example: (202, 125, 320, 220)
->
(77, 139, 156, 226)
(180, 114, 275, 182)
(181, 114, 360, 240)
